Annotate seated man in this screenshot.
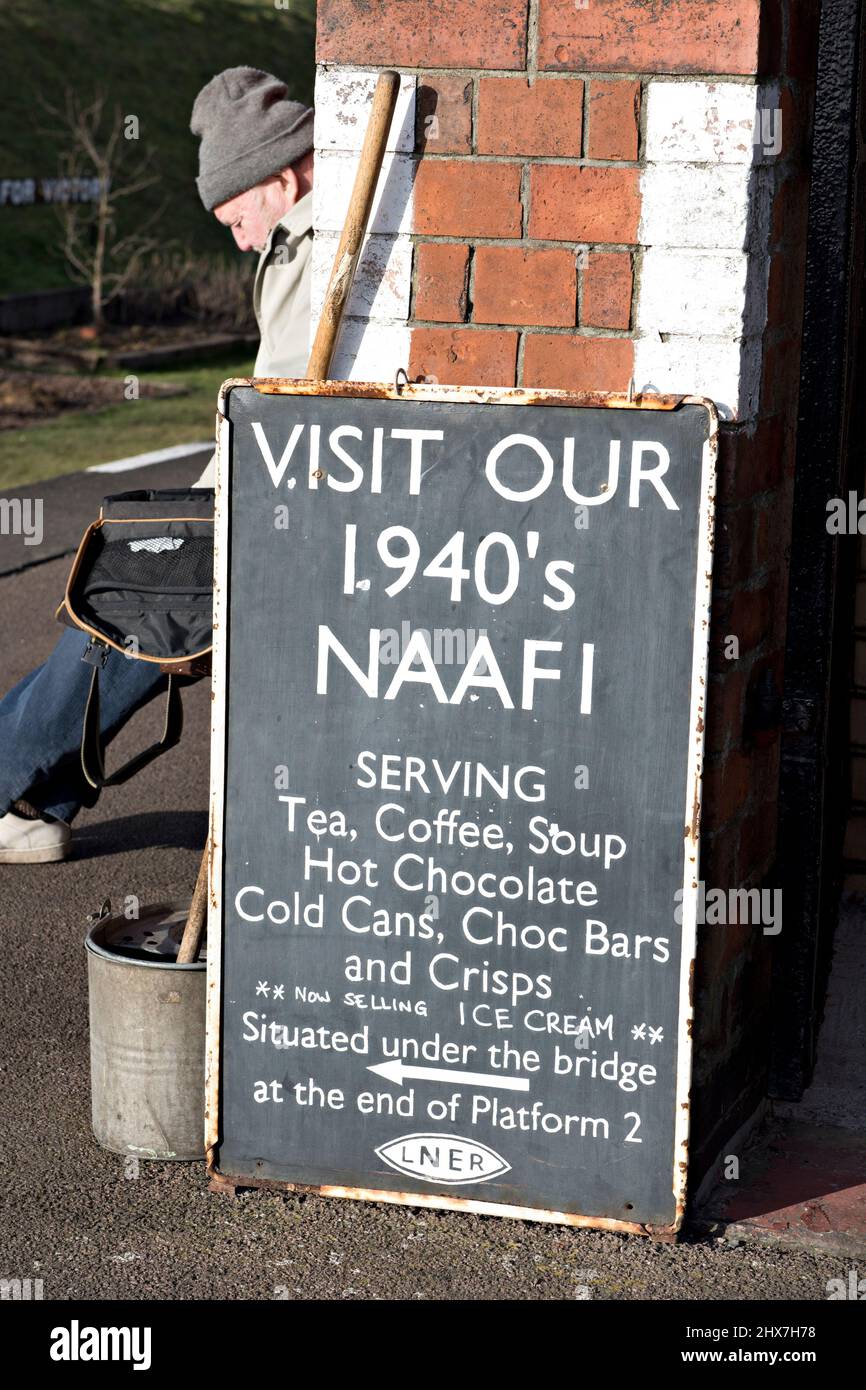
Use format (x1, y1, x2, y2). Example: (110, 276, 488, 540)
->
(0, 67, 314, 862)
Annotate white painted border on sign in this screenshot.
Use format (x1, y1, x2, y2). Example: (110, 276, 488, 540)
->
(204, 403, 231, 1170)
(672, 409, 717, 1230)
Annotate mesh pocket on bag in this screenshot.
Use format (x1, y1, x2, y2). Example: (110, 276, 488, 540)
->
(84, 535, 213, 595)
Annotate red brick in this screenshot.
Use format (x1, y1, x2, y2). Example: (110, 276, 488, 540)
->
(755, 501, 790, 573)
(529, 165, 640, 243)
(317, 0, 526, 69)
(761, 335, 801, 415)
(477, 77, 583, 157)
(714, 920, 757, 977)
(414, 243, 469, 322)
(699, 821, 739, 887)
(415, 76, 473, 155)
(756, 497, 789, 572)
(753, 735, 782, 791)
(734, 961, 778, 1048)
(771, 170, 810, 244)
(773, 84, 809, 163)
(729, 585, 773, 655)
(538, 0, 761, 75)
(785, 0, 821, 82)
(581, 250, 632, 329)
(739, 800, 778, 876)
(414, 161, 522, 238)
(718, 418, 785, 503)
(691, 958, 731, 1051)
(760, 493, 793, 584)
(714, 505, 756, 591)
(709, 586, 772, 669)
(587, 80, 640, 161)
(703, 749, 754, 824)
(757, 0, 784, 76)
(766, 254, 787, 327)
(704, 669, 747, 758)
(708, 607, 735, 674)
(522, 334, 633, 391)
(766, 247, 806, 332)
(409, 328, 518, 386)
(473, 247, 576, 327)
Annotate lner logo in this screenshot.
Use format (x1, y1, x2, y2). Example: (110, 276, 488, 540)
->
(376, 1133, 510, 1185)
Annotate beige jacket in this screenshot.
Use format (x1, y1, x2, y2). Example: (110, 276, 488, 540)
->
(193, 189, 313, 488)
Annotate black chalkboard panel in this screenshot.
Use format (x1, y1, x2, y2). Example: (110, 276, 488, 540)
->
(208, 382, 716, 1232)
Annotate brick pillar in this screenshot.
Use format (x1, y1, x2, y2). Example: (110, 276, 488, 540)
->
(311, 0, 820, 1196)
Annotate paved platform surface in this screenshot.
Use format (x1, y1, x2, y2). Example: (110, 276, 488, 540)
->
(707, 1119, 866, 1259)
(701, 891, 866, 1260)
(0, 463, 859, 1301)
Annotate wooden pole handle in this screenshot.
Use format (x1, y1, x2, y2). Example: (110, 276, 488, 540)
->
(305, 69, 400, 381)
(177, 838, 209, 964)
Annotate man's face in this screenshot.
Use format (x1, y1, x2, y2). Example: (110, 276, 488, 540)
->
(213, 176, 288, 252)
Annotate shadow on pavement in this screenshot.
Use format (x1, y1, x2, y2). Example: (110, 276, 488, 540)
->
(71, 809, 208, 859)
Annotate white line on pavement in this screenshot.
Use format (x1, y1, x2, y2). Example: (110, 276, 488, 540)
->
(87, 441, 213, 474)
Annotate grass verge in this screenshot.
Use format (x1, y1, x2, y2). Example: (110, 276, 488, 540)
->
(0, 353, 254, 487)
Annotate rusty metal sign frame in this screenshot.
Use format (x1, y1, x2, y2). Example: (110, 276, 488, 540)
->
(205, 378, 718, 1240)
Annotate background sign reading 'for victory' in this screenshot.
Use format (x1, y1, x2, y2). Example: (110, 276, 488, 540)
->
(210, 383, 715, 1230)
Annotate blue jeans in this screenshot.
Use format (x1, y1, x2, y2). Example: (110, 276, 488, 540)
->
(0, 628, 167, 823)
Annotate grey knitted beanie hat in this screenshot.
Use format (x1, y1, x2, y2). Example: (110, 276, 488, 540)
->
(190, 67, 314, 210)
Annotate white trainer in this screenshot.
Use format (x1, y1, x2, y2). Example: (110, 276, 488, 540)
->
(0, 809, 71, 863)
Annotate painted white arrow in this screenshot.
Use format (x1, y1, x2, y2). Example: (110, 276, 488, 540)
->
(367, 1059, 530, 1092)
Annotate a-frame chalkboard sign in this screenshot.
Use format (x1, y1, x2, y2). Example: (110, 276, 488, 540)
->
(205, 379, 716, 1238)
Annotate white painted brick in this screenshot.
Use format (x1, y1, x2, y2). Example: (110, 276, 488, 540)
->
(311, 233, 412, 324)
(637, 97, 772, 409)
(314, 69, 416, 154)
(633, 333, 762, 422)
(311, 65, 416, 382)
(639, 165, 754, 249)
(325, 319, 413, 382)
(637, 250, 755, 336)
(645, 80, 768, 164)
(313, 149, 415, 236)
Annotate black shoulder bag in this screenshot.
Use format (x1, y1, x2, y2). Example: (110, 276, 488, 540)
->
(56, 489, 214, 789)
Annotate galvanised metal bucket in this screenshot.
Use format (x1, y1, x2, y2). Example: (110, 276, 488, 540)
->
(85, 901, 206, 1161)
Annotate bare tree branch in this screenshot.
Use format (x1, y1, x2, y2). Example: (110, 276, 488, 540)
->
(40, 86, 163, 331)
